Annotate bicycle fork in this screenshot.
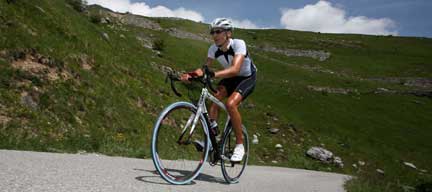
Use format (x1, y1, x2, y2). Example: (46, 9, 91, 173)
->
(176, 104, 210, 145)
(176, 112, 197, 145)
(177, 92, 206, 145)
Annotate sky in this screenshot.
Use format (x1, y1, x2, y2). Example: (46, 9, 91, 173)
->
(86, 0, 432, 38)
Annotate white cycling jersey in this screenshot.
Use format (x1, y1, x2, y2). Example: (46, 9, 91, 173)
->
(207, 38, 257, 77)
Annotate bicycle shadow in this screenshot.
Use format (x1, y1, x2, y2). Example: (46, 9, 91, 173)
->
(134, 168, 227, 185)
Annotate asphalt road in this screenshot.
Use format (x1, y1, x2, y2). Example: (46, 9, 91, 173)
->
(0, 150, 350, 192)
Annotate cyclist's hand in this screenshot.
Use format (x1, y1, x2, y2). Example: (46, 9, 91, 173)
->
(180, 73, 192, 82)
(180, 72, 199, 82)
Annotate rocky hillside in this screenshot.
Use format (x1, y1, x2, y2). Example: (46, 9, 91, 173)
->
(1, 1, 431, 191)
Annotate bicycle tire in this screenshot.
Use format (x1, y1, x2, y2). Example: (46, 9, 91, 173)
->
(220, 124, 249, 184)
(151, 101, 210, 185)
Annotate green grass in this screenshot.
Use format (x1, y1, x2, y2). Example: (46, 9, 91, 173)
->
(1, 1, 431, 191)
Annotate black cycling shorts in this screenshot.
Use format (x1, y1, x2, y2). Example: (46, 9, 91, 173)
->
(218, 72, 256, 100)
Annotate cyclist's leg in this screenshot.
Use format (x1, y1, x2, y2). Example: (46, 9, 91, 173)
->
(227, 72, 257, 144)
(209, 86, 228, 121)
(225, 93, 244, 144)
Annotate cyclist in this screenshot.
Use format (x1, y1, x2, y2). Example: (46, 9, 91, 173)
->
(180, 18, 257, 162)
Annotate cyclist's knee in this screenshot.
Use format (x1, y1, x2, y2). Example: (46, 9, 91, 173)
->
(226, 99, 239, 111)
(215, 92, 224, 100)
(226, 92, 243, 112)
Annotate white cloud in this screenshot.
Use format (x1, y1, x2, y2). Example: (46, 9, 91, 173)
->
(87, 0, 264, 29)
(280, 1, 398, 35)
(231, 19, 259, 29)
(86, 0, 204, 22)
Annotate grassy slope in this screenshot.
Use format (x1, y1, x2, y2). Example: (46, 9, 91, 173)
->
(0, 1, 431, 191)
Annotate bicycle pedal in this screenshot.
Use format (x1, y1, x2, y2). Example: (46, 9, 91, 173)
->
(192, 140, 204, 152)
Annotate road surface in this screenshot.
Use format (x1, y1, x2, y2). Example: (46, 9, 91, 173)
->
(0, 150, 350, 192)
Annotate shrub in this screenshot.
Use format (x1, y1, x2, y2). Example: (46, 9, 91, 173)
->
(90, 14, 102, 24)
(152, 38, 165, 51)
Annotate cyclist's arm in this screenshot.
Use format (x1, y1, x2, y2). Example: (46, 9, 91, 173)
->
(180, 58, 213, 81)
(214, 54, 244, 78)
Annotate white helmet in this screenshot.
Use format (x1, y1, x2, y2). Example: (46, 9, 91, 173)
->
(210, 18, 233, 30)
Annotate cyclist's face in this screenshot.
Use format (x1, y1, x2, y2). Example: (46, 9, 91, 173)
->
(211, 28, 228, 46)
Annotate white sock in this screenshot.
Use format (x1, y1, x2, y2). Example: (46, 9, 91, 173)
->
(236, 144, 244, 149)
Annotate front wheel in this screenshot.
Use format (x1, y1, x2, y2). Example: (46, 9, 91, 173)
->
(151, 102, 210, 185)
(220, 124, 249, 184)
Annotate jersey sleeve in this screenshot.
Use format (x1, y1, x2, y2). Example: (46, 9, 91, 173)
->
(207, 44, 217, 59)
(233, 39, 247, 55)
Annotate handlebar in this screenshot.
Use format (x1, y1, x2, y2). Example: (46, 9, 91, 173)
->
(166, 65, 217, 97)
(202, 65, 217, 93)
(165, 72, 182, 97)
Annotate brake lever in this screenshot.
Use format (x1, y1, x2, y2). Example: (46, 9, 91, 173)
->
(171, 78, 182, 97)
(202, 65, 217, 93)
(166, 72, 182, 97)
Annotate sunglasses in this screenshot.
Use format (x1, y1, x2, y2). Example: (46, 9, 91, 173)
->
(210, 29, 225, 35)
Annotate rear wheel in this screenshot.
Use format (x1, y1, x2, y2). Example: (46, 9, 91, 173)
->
(220, 125, 249, 184)
(151, 102, 210, 184)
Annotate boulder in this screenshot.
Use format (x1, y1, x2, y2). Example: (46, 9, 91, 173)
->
(20, 91, 38, 110)
(101, 32, 109, 41)
(333, 156, 344, 168)
(376, 169, 385, 175)
(403, 162, 417, 169)
(306, 147, 333, 163)
(252, 134, 259, 144)
(269, 128, 280, 134)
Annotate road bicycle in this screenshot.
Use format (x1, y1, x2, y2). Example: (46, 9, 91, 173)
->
(151, 65, 249, 184)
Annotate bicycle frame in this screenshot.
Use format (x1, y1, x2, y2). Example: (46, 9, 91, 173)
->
(180, 87, 231, 156)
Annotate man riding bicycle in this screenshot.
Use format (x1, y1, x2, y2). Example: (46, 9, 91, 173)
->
(180, 18, 257, 162)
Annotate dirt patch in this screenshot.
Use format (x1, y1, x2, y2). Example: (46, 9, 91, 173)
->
(314, 38, 364, 49)
(12, 59, 59, 80)
(4, 48, 72, 82)
(0, 104, 11, 125)
(165, 28, 211, 43)
(20, 90, 40, 110)
(258, 45, 331, 61)
(0, 115, 10, 125)
(0, 50, 7, 58)
(307, 85, 359, 95)
(368, 77, 432, 89)
(372, 88, 432, 98)
(69, 53, 94, 71)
